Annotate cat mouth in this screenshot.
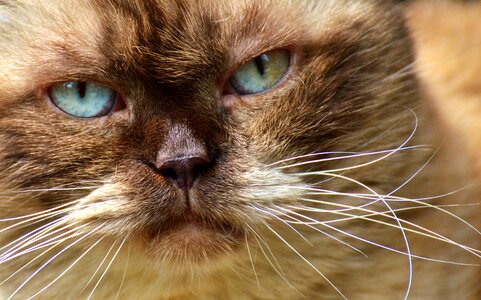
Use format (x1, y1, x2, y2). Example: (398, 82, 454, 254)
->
(141, 213, 243, 262)
(151, 216, 237, 238)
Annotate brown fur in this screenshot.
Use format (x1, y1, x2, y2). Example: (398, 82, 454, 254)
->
(0, 0, 480, 299)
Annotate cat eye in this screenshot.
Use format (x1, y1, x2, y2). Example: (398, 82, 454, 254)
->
(48, 81, 122, 118)
(228, 49, 290, 95)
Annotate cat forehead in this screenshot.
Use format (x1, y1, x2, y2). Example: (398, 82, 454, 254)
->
(2, 0, 377, 52)
(0, 0, 387, 94)
(90, 0, 308, 59)
(89, 0, 377, 46)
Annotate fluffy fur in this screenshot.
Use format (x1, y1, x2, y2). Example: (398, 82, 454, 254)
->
(0, 0, 480, 299)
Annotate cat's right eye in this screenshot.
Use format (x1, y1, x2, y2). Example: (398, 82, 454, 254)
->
(47, 81, 123, 118)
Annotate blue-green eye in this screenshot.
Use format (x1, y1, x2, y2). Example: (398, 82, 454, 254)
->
(48, 81, 120, 118)
(229, 49, 290, 95)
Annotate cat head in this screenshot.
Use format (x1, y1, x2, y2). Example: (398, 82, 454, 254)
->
(0, 0, 419, 268)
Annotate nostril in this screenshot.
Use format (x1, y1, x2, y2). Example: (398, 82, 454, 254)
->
(156, 156, 210, 190)
(159, 167, 178, 182)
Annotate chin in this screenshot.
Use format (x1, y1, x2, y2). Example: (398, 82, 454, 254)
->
(140, 219, 245, 265)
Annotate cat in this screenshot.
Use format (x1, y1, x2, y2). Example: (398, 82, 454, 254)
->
(0, 0, 480, 299)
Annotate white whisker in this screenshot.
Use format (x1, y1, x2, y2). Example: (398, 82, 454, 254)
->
(81, 239, 119, 293)
(245, 224, 295, 290)
(86, 237, 126, 300)
(295, 108, 419, 175)
(271, 205, 367, 257)
(0, 217, 67, 253)
(252, 206, 312, 246)
(263, 223, 348, 300)
(26, 237, 105, 300)
(0, 206, 76, 235)
(273, 146, 424, 170)
(284, 203, 481, 259)
(0, 223, 88, 264)
(293, 169, 415, 299)
(6, 223, 104, 300)
(245, 232, 260, 287)
(0, 240, 64, 286)
(115, 241, 131, 300)
(319, 220, 479, 266)
(0, 200, 80, 222)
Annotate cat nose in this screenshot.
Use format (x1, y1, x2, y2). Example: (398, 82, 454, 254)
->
(156, 156, 210, 191)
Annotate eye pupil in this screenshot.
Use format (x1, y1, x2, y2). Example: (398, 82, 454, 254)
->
(254, 54, 267, 76)
(78, 81, 87, 98)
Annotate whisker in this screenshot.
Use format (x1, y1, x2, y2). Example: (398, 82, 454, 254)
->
(273, 146, 424, 170)
(115, 241, 131, 300)
(81, 239, 119, 293)
(6, 223, 104, 300)
(287, 201, 481, 259)
(0, 222, 89, 264)
(0, 181, 105, 195)
(0, 219, 73, 263)
(319, 207, 481, 258)
(270, 205, 367, 257)
(87, 237, 126, 300)
(290, 169, 415, 299)
(25, 237, 105, 300)
(290, 189, 481, 258)
(319, 220, 479, 266)
(0, 205, 77, 234)
(286, 202, 481, 262)
(294, 108, 419, 175)
(2, 186, 103, 194)
(0, 217, 67, 253)
(294, 187, 481, 235)
(0, 200, 81, 222)
(298, 185, 471, 206)
(383, 196, 481, 237)
(262, 223, 348, 300)
(244, 231, 260, 287)
(293, 189, 481, 243)
(288, 187, 386, 213)
(252, 206, 312, 246)
(245, 224, 295, 290)
(0, 240, 64, 286)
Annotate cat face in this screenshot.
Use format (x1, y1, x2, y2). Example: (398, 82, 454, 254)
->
(0, 0, 430, 298)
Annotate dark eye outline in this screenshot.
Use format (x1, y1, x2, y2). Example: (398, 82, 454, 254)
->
(45, 81, 127, 119)
(222, 48, 294, 97)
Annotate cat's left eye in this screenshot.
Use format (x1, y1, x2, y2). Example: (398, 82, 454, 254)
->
(48, 81, 123, 118)
(227, 49, 291, 95)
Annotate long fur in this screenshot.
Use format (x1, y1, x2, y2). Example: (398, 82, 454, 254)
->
(0, 0, 480, 299)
